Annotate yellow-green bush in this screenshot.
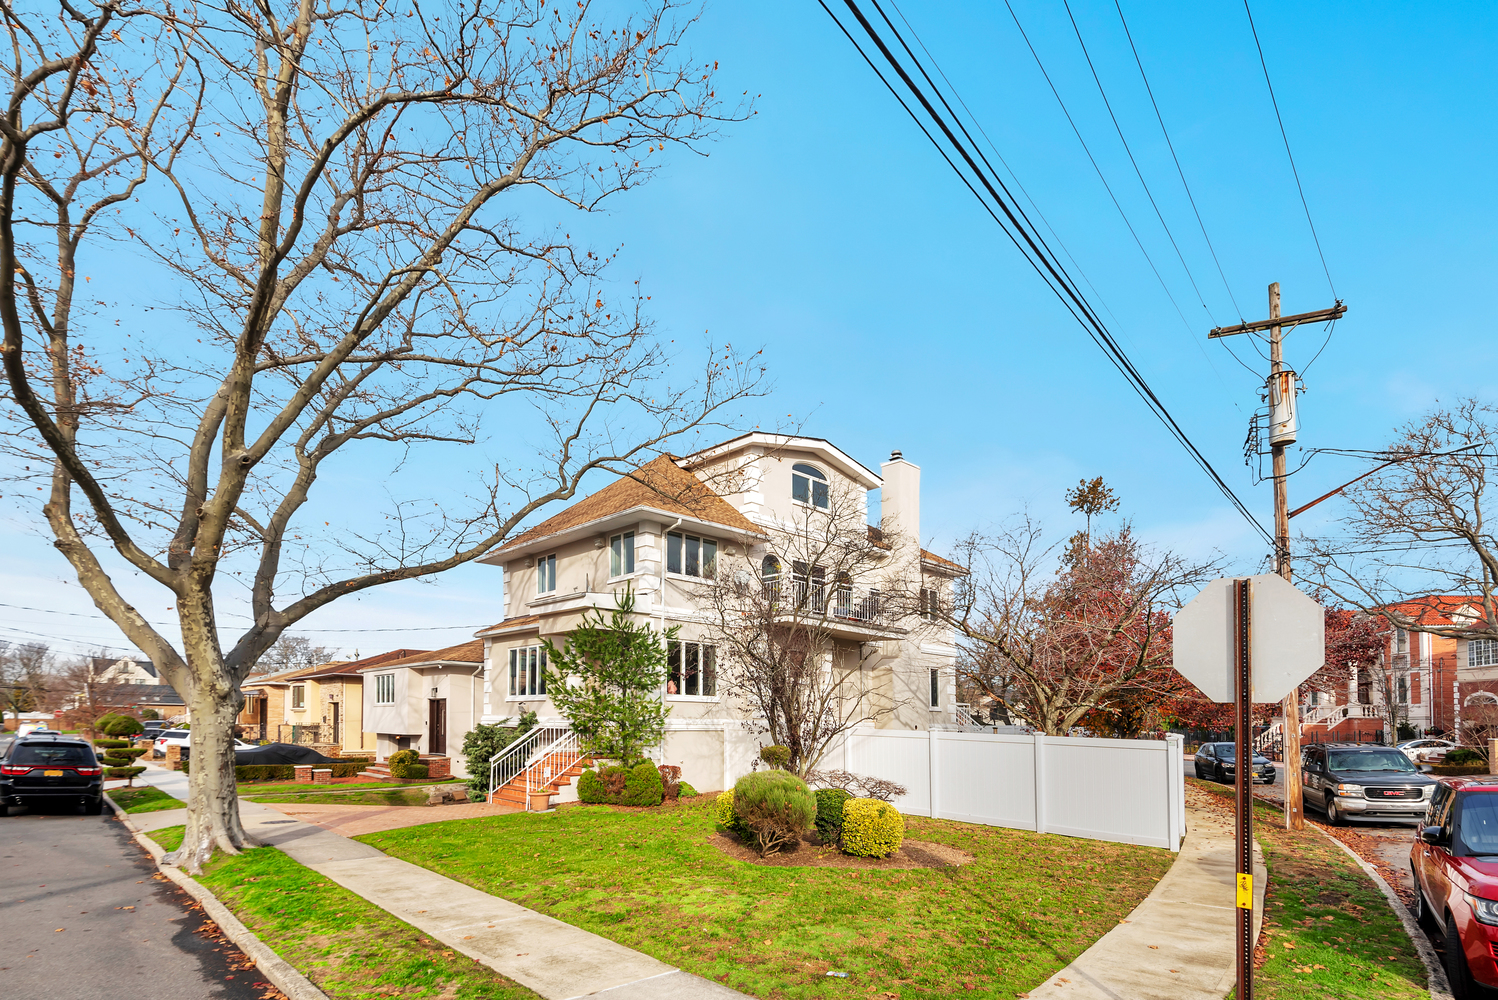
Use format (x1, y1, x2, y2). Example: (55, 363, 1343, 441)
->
(714, 790, 736, 826)
(840, 796, 904, 857)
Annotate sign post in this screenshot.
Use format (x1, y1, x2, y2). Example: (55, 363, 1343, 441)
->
(1174, 573, 1324, 1000)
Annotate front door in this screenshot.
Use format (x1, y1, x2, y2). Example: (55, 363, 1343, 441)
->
(428, 698, 447, 756)
(257, 697, 268, 741)
(331, 701, 342, 746)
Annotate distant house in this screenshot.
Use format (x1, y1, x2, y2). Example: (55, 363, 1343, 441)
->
(110, 683, 187, 718)
(93, 656, 165, 686)
(240, 649, 429, 753)
(358, 642, 486, 771)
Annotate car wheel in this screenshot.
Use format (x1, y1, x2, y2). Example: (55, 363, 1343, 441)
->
(1194, 764, 1202, 779)
(84, 798, 103, 816)
(1325, 799, 1343, 826)
(1447, 914, 1476, 999)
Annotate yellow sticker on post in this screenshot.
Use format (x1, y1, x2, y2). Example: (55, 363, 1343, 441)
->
(1236, 873, 1253, 910)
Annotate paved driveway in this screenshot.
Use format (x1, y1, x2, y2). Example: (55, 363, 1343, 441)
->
(0, 804, 274, 1000)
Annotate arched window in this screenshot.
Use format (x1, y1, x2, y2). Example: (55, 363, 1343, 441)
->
(761, 555, 781, 581)
(1466, 691, 1498, 707)
(792, 463, 829, 509)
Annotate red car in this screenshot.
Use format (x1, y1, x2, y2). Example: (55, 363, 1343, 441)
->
(1411, 776, 1498, 997)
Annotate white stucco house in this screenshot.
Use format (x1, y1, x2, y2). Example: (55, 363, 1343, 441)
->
(438, 433, 969, 797)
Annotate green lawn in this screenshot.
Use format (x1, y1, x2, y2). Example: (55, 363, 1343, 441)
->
(144, 826, 539, 999)
(1188, 779, 1428, 999)
(359, 798, 1173, 998)
(107, 785, 185, 813)
(244, 787, 446, 807)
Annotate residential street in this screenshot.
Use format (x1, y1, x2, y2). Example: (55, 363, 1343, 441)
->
(0, 804, 275, 1000)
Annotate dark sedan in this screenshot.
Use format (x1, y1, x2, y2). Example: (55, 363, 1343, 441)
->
(1194, 742, 1277, 784)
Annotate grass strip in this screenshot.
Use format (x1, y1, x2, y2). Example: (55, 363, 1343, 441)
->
(237, 777, 462, 794)
(143, 825, 538, 999)
(360, 798, 1173, 998)
(1189, 779, 1428, 999)
(108, 785, 185, 813)
(244, 787, 453, 807)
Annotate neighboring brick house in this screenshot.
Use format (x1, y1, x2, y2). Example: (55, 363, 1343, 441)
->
(459, 433, 965, 795)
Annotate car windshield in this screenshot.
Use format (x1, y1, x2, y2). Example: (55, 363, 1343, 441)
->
(1215, 745, 1236, 759)
(159, 731, 188, 739)
(11, 744, 95, 765)
(1458, 794, 1498, 855)
(1327, 749, 1417, 772)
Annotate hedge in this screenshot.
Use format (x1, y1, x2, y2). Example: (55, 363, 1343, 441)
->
(814, 787, 853, 844)
(180, 759, 374, 781)
(94, 739, 130, 750)
(578, 761, 664, 806)
(1429, 763, 1490, 776)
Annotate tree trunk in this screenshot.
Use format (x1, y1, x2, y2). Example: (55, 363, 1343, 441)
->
(164, 678, 246, 873)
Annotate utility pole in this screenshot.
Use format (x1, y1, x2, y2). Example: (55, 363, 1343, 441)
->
(1210, 284, 1346, 831)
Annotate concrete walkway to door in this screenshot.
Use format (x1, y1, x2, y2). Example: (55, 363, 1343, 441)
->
(258, 799, 519, 836)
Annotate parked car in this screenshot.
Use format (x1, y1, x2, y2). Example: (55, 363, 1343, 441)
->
(0, 733, 104, 815)
(1301, 742, 1436, 824)
(1193, 742, 1277, 784)
(154, 730, 256, 759)
(1410, 776, 1498, 997)
(1398, 738, 1459, 765)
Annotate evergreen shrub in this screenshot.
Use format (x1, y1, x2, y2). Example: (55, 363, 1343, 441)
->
(679, 781, 698, 798)
(814, 787, 853, 844)
(759, 745, 792, 770)
(94, 739, 130, 749)
(732, 770, 816, 856)
(621, 760, 663, 806)
(578, 767, 607, 803)
(107, 766, 147, 786)
(840, 797, 904, 858)
(101, 715, 144, 737)
(407, 763, 429, 779)
(1447, 747, 1485, 765)
(387, 749, 420, 778)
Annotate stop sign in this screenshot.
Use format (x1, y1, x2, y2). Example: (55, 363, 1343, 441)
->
(1172, 574, 1325, 703)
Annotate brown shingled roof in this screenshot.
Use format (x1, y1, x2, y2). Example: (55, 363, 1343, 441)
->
(476, 614, 541, 636)
(921, 548, 968, 574)
(497, 455, 759, 553)
(371, 639, 485, 669)
(293, 648, 433, 679)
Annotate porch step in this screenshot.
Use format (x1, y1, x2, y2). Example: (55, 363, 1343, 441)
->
(491, 757, 590, 806)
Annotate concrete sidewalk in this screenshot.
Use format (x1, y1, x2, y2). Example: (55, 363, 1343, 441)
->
(1024, 787, 1267, 1000)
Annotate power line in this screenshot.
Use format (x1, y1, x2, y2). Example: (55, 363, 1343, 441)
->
(1242, 0, 1336, 297)
(822, 0, 1273, 548)
(1111, 0, 1245, 321)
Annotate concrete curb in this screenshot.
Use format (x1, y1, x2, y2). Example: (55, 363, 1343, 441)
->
(1309, 824, 1453, 1000)
(104, 795, 331, 1000)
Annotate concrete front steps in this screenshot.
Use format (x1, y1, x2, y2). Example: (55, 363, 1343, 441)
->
(491, 757, 590, 809)
(356, 754, 453, 783)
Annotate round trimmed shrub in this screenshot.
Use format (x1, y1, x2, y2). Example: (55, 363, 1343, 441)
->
(141, 708, 160, 721)
(1448, 747, 1485, 765)
(714, 790, 736, 826)
(759, 745, 792, 770)
(621, 760, 663, 806)
(732, 770, 816, 856)
(841, 797, 904, 858)
(577, 768, 607, 803)
(814, 787, 853, 844)
(387, 749, 421, 778)
(101, 715, 144, 737)
(679, 781, 698, 799)
(94, 739, 130, 750)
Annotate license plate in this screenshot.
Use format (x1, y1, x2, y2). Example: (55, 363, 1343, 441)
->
(43, 769, 64, 777)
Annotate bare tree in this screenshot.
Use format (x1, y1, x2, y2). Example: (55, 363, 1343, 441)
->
(258, 634, 339, 675)
(692, 478, 922, 777)
(946, 518, 1217, 736)
(0, 642, 54, 727)
(0, 0, 762, 869)
(1306, 400, 1498, 642)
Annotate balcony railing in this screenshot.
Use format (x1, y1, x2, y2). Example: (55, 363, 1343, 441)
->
(763, 579, 881, 622)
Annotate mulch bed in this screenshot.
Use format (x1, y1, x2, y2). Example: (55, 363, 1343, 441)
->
(709, 830, 973, 869)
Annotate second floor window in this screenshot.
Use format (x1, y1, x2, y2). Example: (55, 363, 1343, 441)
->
(291, 684, 306, 709)
(919, 587, 939, 619)
(536, 554, 557, 594)
(667, 532, 716, 578)
(1472, 638, 1498, 668)
(509, 646, 547, 698)
(792, 463, 829, 509)
(611, 531, 635, 577)
(929, 668, 941, 709)
(374, 673, 395, 705)
(667, 640, 716, 697)
(1395, 628, 1409, 655)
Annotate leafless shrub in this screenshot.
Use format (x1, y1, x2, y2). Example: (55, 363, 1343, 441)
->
(804, 769, 908, 802)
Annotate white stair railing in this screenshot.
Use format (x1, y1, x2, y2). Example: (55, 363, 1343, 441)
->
(488, 725, 569, 802)
(955, 703, 979, 728)
(523, 730, 584, 808)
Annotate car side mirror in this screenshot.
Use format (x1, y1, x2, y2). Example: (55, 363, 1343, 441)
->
(1422, 825, 1445, 846)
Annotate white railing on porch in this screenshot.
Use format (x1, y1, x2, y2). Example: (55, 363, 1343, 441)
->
(488, 724, 568, 801)
(1302, 702, 1381, 729)
(525, 729, 584, 806)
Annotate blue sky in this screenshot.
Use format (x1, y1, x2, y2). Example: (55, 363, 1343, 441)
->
(5, 0, 1496, 660)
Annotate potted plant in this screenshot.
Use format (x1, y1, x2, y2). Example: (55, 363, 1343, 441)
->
(529, 788, 554, 811)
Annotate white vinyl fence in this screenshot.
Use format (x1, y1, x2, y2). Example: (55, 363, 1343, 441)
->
(829, 729, 1186, 852)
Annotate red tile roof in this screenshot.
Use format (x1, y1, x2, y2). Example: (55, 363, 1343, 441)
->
(495, 455, 760, 554)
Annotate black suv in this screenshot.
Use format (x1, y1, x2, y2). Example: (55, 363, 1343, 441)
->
(1301, 742, 1436, 825)
(1195, 742, 1277, 784)
(0, 733, 104, 815)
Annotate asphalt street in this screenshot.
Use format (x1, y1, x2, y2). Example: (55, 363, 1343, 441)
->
(0, 803, 273, 1000)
